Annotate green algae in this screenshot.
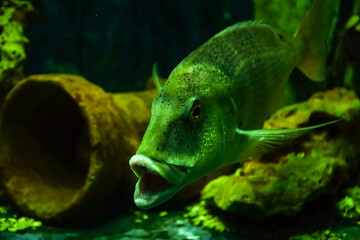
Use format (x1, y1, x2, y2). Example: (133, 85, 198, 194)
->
(289, 229, 346, 240)
(0, 217, 42, 232)
(337, 186, 360, 219)
(201, 138, 349, 216)
(134, 210, 149, 224)
(345, 15, 360, 29)
(184, 200, 228, 233)
(159, 211, 168, 217)
(0, 0, 36, 101)
(0, 205, 42, 232)
(0, 189, 42, 233)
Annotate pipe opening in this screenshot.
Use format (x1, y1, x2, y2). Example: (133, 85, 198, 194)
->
(0, 81, 91, 217)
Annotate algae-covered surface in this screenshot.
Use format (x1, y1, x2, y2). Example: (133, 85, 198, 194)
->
(201, 88, 359, 219)
(0, 0, 36, 100)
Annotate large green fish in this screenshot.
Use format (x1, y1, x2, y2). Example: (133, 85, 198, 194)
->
(129, 0, 339, 209)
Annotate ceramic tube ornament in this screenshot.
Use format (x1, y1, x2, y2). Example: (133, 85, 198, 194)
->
(0, 74, 156, 220)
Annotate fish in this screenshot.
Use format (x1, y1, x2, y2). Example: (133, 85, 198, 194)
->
(129, 0, 339, 209)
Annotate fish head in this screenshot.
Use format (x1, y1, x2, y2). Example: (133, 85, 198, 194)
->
(130, 66, 238, 209)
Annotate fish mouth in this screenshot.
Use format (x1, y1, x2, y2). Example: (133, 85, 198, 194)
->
(129, 154, 186, 209)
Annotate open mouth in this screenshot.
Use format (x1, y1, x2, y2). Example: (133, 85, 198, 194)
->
(129, 155, 178, 208)
(140, 173, 170, 195)
(131, 161, 171, 196)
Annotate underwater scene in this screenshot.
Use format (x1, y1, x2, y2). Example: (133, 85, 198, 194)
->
(1, 0, 360, 239)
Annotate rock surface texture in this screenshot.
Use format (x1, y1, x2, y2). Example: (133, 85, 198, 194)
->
(201, 88, 360, 218)
(0, 0, 36, 102)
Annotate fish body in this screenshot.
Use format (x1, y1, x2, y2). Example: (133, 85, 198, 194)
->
(130, 0, 338, 209)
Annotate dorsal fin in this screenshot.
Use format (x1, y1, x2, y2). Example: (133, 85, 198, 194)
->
(152, 62, 163, 92)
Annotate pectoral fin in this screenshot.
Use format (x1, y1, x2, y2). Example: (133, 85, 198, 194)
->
(236, 120, 339, 155)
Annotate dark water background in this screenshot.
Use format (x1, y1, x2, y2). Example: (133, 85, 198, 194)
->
(25, 0, 253, 92)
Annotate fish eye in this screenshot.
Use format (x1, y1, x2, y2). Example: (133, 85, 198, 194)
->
(190, 100, 201, 121)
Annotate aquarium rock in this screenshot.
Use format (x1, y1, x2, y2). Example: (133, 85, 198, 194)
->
(201, 88, 360, 218)
(289, 229, 346, 240)
(337, 186, 360, 219)
(0, 0, 36, 102)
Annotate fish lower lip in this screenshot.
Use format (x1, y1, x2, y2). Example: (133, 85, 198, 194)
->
(130, 154, 187, 208)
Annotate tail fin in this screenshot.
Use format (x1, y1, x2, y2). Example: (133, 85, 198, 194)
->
(295, 0, 340, 81)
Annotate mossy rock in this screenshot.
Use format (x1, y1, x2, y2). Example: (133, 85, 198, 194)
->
(201, 88, 360, 218)
(0, 0, 37, 102)
(289, 229, 346, 240)
(337, 186, 360, 220)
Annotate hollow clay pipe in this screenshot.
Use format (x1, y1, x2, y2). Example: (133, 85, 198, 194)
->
(0, 74, 156, 220)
